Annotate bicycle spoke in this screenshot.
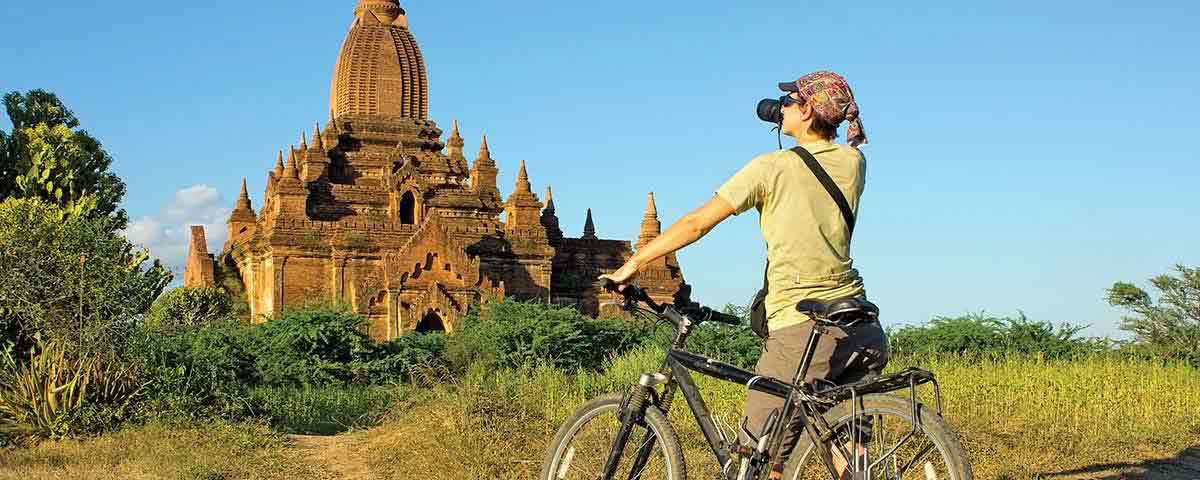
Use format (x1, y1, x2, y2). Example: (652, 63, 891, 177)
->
(552, 405, 672, 480)
(788, 403, 958, 480)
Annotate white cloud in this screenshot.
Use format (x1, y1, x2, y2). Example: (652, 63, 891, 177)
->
(123, 184, 231, 276)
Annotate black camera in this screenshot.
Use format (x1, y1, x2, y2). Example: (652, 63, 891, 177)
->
(756, 96, 787, 124)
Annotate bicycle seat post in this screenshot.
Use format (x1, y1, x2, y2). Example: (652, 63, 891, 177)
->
(791, 313, 825, 387)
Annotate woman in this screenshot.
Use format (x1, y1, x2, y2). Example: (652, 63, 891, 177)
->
(599, 71, 889, 475)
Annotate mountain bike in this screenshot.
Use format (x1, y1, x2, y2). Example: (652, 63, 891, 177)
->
(540, 282, 972, 480)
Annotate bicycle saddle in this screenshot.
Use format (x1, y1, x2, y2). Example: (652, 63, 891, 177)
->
(795, 297, 879, 321)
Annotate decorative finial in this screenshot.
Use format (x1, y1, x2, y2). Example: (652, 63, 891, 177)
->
(645, 192, 658, 218)
(274, 150, 285, 177)
(301, 131, 309, 151)
(582, 208, 597, 240)
(355, 0, 406, 26)
(451, 119, 460, 137)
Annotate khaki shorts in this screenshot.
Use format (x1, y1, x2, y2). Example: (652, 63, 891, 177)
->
(738, 317, 890, 454)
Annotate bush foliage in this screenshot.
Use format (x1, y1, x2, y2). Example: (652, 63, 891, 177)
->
(143, 287, 233, 331)
(443, 299, 646, 373)
(0, 198, 171, 359)
(887, 312, 1107, 358)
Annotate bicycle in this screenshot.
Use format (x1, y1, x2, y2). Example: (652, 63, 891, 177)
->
(540, 282, 972, 480)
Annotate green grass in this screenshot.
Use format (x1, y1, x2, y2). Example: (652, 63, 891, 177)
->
(247, 385, 400, 435)
(358, 347, 1200, 479)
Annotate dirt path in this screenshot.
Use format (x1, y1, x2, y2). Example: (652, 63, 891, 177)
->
(286, 432, 374, 480)
(1049, 446, 1200, 479)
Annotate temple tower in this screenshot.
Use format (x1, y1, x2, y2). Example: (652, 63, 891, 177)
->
(331, 0, 428, 119)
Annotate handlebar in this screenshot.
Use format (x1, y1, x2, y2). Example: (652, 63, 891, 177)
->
(601, 280, 742, 327)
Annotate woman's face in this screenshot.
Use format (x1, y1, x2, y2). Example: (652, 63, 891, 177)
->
(780, 92, 811, 138)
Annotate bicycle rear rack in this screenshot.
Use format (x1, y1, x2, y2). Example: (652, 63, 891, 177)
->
(814, 367, 942, 415)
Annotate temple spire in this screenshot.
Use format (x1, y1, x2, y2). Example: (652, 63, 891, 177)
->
(470, 133, 499, 196)
(283, 146, 300, 179)
(515, 160, 532, 194)
(637, 192, 661, 249)
(446, 119, 464, 160)
(477, 134, 494, 165)
(540, 185, 562, 241)
(273, 150, 285, 177)
(311, 122, 324, 150)
(582, 208, 597, 240)
(300, 131, 308, 151)
(236, 178, 252, 208)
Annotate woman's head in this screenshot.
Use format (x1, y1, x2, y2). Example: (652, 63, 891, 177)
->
(777, 71, 867, 146)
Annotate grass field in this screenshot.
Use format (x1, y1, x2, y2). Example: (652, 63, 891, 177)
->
(1, 348, 1197, 479)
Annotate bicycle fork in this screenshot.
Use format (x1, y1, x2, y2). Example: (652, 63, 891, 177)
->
(602, 372, 670, 480)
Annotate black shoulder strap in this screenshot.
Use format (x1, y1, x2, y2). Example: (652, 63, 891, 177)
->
(790, 146, 856, 240)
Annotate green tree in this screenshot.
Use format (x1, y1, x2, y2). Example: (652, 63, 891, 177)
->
(0, 198, 170, 358)
(0, 90, 127, 228)
(1107, 265, 1200, 366)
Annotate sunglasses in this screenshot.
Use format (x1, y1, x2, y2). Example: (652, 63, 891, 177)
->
(780, 93, 806, 107)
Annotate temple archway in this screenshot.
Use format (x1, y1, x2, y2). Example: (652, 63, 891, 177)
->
(416, 310, 445, 333)
(399, 191, 416, 225)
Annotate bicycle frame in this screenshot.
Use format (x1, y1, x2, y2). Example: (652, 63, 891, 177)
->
(599, 305, 943, 480)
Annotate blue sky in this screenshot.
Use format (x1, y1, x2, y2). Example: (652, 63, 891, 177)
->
(2, 1, 1196, 337)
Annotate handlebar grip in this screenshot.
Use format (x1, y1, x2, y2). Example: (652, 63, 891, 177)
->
(707, 309, 743, 326)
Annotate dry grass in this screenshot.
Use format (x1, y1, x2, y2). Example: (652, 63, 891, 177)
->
(0, 421, 330, 480)
(1, 349, 1196, 479)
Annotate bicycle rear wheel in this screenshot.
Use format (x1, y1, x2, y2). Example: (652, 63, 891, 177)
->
(785, 394, 972, 480)
(540, 392, 686, 480)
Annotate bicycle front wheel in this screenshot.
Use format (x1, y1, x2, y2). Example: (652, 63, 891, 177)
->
(785, 394, 972, 480)
(540, 392, 687, 480)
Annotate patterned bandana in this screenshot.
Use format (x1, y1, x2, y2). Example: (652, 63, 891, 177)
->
(779, 71, 867, 147)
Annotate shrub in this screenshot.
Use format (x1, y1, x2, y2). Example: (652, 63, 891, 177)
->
(374, 332, 448, 384)
(888, 312, 1104, 359)
(0, 198, 171, 359)
(444, 299, 647, 373)
(0, 336, 90, 441)
(251, 302, 381, 387)
(0, 335, 142, 442)
(144, 287, 234, 330)
(128, 321, 258, 420)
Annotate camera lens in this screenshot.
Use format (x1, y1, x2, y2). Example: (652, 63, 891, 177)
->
(757, 98, 782, 124)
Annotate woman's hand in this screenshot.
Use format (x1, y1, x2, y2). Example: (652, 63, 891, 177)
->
(598, 259, 642, 290)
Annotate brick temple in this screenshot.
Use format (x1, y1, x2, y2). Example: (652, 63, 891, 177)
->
(184, 0, 688, 340)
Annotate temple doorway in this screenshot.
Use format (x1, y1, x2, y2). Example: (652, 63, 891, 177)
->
(399, 191, 416, 224)
(416, 311, 445, 333)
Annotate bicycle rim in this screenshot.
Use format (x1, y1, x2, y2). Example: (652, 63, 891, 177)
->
(545, 399, 679, 480)
(786, 397, 968, 480)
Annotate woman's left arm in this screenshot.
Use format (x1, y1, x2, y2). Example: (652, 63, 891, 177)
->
(599, 195, 735, 285)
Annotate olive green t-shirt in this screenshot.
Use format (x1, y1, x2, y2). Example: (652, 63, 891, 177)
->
(716, 139, 866, 330)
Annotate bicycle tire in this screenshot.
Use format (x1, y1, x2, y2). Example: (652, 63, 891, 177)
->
(540, 392, 687, 480)
(785, 394, 972, 480)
